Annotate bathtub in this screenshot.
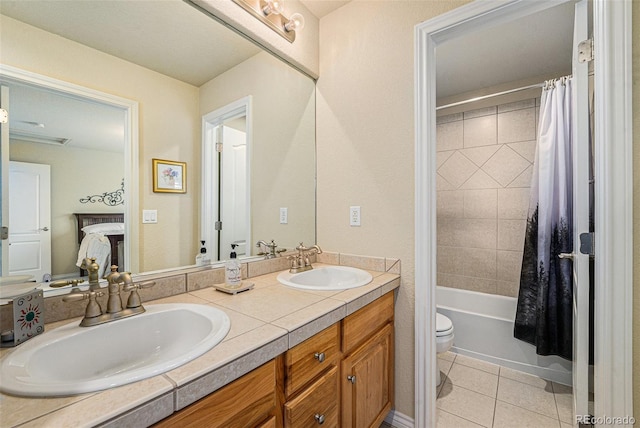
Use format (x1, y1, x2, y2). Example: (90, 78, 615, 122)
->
(436, 286, 572, 385)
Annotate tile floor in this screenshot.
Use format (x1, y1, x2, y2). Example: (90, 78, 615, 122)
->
(435, 352, 574, 428)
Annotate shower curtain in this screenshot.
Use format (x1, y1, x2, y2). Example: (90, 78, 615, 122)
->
(514, 77, 574, 360)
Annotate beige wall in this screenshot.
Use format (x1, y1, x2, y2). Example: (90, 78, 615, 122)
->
(633, 0, 639, 421)
(10, 142, 122, 276)
(1, 15, 200, 273)
(199, 52, 316, 254)
(317, 0, 471, 418)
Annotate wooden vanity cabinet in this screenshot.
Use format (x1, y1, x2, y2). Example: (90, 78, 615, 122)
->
(341, 292, 395, 428)
(282, 323, 341, 427)
(154, 291, 395, 428)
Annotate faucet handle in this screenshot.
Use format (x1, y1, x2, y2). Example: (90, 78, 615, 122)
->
(122, 281, 155, 293)
(50, 279, 85, 288)
(63, 290, 104, 320)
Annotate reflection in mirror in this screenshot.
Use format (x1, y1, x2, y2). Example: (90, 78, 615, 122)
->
(0, 0, 315, 285)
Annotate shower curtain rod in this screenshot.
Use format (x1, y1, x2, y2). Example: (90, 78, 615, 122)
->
(436, 82, 544, 111)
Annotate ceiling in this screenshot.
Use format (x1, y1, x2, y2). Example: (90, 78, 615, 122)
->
(1, 0, 575, 151)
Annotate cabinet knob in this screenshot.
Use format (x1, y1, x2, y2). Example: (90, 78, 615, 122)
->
(347, 375, 356, 384)
(314, 352, 325, 363)
(314, 414, 325, 425)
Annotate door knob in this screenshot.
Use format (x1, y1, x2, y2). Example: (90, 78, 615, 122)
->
(347, 375, 356, 384)
(39, 227, 49, 232)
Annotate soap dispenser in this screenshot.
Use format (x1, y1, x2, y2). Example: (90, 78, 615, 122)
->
(225, 244, 242, 288)
(195, 241, 210, 266)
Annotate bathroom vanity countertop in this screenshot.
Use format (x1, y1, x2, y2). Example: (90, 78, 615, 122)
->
(0, 263, 400, 427)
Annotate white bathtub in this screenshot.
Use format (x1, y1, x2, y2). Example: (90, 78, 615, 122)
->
(436, 286, 572, 385)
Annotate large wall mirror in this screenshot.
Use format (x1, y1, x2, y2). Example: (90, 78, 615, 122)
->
(0, 0, 316, 283)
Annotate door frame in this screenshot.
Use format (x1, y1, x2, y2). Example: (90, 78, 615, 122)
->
(0, 64, 139, 274)
(414, 1, 633, 427)
(201, 96, 252, 262)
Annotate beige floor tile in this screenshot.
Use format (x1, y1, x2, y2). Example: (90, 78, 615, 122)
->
(437, 383, 496, 427)
(499, 366, 552, 389)
(493, 401, 561, 428)
(560, 422, 574, 428)
(454, 354, 500, 375)
(436, 409, 485, 427)
(447, 363, 499, 398)
(438, 357, 454, 375)
(497, 377, 558, 418)
(554, 389, 574, 424)
(438, 351, 457, 362)
(552, 382, 572, 394)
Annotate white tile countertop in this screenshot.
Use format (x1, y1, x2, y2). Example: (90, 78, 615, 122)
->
(0, 258, 400, 428)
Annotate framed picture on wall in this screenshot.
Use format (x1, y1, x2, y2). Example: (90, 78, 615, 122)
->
(152, 159, 186, 193)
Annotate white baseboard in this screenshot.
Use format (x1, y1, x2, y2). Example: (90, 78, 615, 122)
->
(384, 410, 415, 428)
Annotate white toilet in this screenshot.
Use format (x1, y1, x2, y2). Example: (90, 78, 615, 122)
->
(436, 312, 455, 386)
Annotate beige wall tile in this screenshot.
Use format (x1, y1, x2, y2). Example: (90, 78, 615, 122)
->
(462, 276, 498, 294)
(496, 280, 519, 297)
(437, 272, 465, 289)
(464, 189, 497, 219)
(460, 169, 502, 189)
(437, 246, 465, 275)
(339, 253, 386, 272)
(497, 219, 527, 251)
(507, 140, 537, 162)
(498, 188, 531, 219)
(497, 98, 536, 113)
(507, 165, 534, 188)
(187, 268, 225, 291)
(497, 250, 524, 282)
(464, 115, 497, 148)
(438, 190, 464, 218)
(436, 112, 463, 125)
(483, 145, 531, 187)
(385, 258, 401, 274)
(437, 218, 497, 249)
(316, 251, 339, 265)
(498, 108, 536, 144)
(460, 145, 500, 167)
(437, 120, 464, 152)
(437, 150, 455, 168)
(464, 105, 497, 119)
(438, 151, 478, 188)
(461, 248, 497, 279)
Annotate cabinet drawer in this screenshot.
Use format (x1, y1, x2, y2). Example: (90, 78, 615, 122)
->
(256, 416, 276, 428)
(285, 323, 340, 396)
(154, 360, 276, 428)
(342, 291, 394, 353)
(284, 365, 339, 428)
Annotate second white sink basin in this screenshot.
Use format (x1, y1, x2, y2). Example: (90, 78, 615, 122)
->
(277, 266, 373, 291)
(0, 303, 230, 397)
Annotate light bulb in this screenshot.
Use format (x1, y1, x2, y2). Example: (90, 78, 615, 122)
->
(262, 0, 284, 16)
(284, 12, 305, 32)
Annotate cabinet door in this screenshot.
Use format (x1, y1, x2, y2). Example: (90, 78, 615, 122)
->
(341, 323, 393, 428)
(284, 366, 339, 428)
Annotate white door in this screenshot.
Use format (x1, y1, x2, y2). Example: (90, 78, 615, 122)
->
(8, 161, 51, 281)
(220, 124, 247, 257)
(571, 0, 590, 418)
(1, 85, 10, 274)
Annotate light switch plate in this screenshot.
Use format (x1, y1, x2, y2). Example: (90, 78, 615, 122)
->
(350, 206, 361, 226)
(280, 207, 288, 224)
(142, 209, 157, 224)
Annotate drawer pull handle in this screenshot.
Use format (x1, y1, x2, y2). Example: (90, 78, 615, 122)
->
(347, 375, 356, 384)
(314, 352, 325, 363)
(314, 414, 325, 425)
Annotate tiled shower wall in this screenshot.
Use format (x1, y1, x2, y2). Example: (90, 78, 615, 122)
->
(436, 98, 539, 297)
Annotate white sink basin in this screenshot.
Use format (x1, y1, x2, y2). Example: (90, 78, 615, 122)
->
(277, 266, 373, 291)
(0, 303, 230, 397)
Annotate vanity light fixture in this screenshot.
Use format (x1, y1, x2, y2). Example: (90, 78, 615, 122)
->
(231, 0, 304, 43)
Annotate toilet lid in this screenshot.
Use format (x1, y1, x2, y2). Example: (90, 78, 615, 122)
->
(436, 313, 453, 336)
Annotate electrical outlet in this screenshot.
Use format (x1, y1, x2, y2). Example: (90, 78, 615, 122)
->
(350, 206, 361, 226)
(142, 209, 157, 224)
(280, 207, 288, 224)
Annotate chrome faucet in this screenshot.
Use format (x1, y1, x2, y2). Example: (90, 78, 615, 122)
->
(256, 239, 286, 259)
(49, 257, 102, 291)
(287, 242, 322, 273)
(63, 265, 155, 327)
